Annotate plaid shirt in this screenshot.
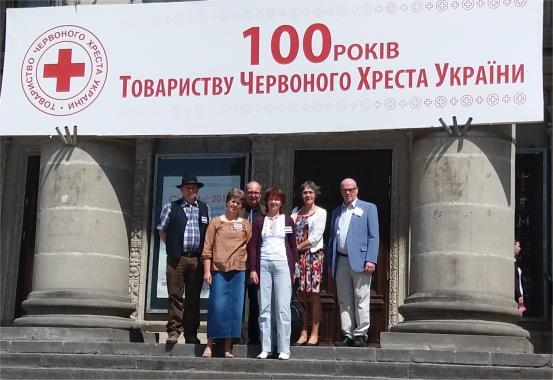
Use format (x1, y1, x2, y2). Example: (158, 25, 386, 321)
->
(157, 200, 201, 252)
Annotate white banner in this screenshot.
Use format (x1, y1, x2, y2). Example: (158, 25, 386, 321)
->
(0, 0, 543, 136)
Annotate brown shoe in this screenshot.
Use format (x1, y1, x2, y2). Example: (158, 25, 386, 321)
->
(166, 334, 178, 344)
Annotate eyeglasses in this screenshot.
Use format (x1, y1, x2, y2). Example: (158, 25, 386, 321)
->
(341, 187, 357, 193)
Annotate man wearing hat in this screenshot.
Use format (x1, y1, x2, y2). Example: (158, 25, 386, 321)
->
(157, 174, 210, 344)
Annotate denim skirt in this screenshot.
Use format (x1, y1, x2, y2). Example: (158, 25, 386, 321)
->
(207, 270, 245, 339)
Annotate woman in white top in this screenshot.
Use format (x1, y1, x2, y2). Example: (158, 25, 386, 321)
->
(291, 181, 327, 346)
(247, 187, 298, 360)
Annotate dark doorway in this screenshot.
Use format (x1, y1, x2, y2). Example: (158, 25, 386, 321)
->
(293, 149, 392, 346)
(14, 156, 40, 319)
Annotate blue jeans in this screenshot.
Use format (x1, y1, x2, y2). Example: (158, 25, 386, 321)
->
(258, 259, 292, 354)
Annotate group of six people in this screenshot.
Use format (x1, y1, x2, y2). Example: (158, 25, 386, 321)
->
(157, 175, 380, 360)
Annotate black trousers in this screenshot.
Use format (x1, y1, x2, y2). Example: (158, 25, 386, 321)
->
(247, 283, 260, 344)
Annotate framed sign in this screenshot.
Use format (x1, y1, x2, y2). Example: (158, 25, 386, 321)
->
(147, 154, 249, 313)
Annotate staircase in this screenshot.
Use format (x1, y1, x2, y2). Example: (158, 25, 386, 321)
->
(1, 331, 551, 379)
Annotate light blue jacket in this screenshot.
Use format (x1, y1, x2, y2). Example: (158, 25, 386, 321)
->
(327, 199, 380, 277)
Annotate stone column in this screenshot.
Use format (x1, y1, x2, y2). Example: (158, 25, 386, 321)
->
(15, 139, 136, 329)
(381, 126, 532, 353)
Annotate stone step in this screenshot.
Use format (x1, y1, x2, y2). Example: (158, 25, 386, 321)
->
(0, 342, 551, 379)
(1, 339, 552, 367)
(0, 353, 551, 380)
(0, 366, 385, 380)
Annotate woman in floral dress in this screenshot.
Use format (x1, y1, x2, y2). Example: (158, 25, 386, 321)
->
(291, 181, 327, 346)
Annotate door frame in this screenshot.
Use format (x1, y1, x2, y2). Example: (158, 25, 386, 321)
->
(271, 130, 410, 329)
(0, 137, 43, 325)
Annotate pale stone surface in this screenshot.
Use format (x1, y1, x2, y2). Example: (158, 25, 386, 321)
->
(387, 126, 531, 350)
(381, 332, 533, 353)
(15, 139, 136, 329)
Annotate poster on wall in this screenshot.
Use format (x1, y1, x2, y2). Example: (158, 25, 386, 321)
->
(147, 155, 248, 313)
(0, 0, 544, 136)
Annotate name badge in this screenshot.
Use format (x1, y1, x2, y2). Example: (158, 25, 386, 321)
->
(284, 226, 293, 234)
(353, 207, 364, 217)
(201, 216, 208, 224)
(233, 222, 243, 231)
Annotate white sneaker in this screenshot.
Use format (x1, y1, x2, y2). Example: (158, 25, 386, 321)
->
(257, 351, 270, 359)
(278, 352, 290, 360)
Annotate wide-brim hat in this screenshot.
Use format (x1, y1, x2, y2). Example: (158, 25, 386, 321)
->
(176, 174, 204, 189)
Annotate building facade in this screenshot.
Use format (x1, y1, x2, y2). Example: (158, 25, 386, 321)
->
(0, 0, 551, 353)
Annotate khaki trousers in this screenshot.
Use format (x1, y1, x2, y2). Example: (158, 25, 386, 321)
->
(335, 254, 372, 338)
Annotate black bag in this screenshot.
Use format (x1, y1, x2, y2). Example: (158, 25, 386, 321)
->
(290, 286, 304, 343)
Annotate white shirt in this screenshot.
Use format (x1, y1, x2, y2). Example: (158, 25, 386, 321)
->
(337, 198, 358, 254)
(260, 214, 287, 261)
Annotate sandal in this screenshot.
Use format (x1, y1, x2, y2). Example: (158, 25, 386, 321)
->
(294, 337, 308, 346)
(202, 347, 212, 358)
(224, 352, 235, 358)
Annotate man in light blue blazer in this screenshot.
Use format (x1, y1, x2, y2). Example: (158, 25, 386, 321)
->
(327, 178, 379, 347)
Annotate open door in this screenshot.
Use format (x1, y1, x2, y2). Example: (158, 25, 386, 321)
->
(293, 149, 391, 346)
(14, 156, 40, 319)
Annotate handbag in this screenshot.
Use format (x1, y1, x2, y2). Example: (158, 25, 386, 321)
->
(290, 285, 304, 343)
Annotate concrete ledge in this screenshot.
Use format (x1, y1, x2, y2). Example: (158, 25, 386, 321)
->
(491, 352, 553, 367)
(408, 363, 552, 379)
(380, 332, 534, 353)
(410, 349, 490, 365)
(375, 348, 411, 362)
(0, 327, 155, 343)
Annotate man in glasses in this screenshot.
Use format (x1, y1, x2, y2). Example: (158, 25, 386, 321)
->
(328, 178, 380, 347)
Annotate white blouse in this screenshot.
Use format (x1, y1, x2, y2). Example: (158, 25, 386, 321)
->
(291, 206, 327, 253)
(260, 214, 288, 261)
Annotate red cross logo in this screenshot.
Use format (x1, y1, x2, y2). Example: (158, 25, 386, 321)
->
(43, 49, 85, 92)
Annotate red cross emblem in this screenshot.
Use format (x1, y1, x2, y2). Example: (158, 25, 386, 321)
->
(43, 49, 85, 92)
(21, 25, 108, 116)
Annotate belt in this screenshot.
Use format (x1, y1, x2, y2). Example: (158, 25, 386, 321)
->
(338, 252, 348, 257)
(181, 250, 200, 257)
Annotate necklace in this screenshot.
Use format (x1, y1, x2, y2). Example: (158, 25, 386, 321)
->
(300, 205, 317, 217)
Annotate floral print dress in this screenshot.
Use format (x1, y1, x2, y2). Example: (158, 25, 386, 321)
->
(294, 214, 324, 293)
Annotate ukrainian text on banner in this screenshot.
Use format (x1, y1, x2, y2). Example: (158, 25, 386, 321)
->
(0, 0, 543, 136)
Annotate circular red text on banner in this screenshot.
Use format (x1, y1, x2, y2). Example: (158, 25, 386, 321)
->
(20, 25, 108, 116)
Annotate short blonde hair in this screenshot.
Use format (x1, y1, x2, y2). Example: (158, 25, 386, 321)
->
(226, 188, 246, 205)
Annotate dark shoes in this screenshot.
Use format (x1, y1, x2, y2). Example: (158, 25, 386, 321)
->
(353, 335, 368, 347)
(335, 335, 367, 347)
(335, 336, 354, 347)
(184, 334, 201, 344)
(167, 333, 200, 344)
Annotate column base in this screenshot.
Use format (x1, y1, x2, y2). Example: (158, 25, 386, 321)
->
(0, 326, 150, 343)
(380, 332, 533, 353)
(390, 318, 529, 338)
(14, 290, 137, 330)
(14, 314, 139, 330)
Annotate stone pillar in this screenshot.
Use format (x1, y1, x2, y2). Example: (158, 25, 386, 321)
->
(15, 139, 136, 329)
(381, 126, 532, 353)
